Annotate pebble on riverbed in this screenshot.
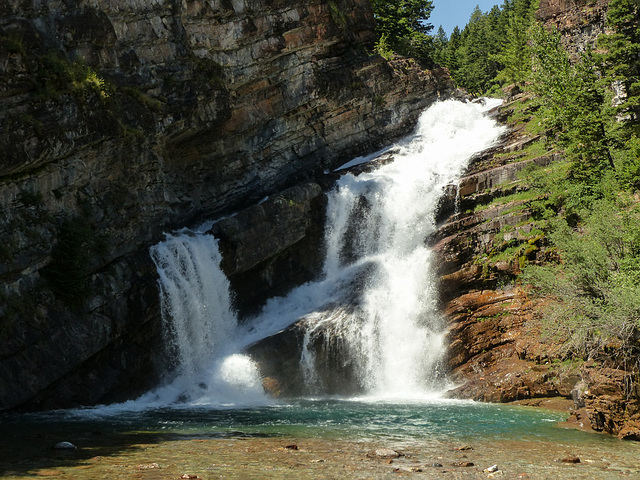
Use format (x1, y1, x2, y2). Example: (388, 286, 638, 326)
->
(367, 448, 403, 458)
(559, 456, 581, 463)
(453, 445, 474, 451)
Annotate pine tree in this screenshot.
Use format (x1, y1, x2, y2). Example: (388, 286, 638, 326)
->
(432, 25, 448, 66)
(492, 0, 538, 88)
(530, 24, 615, 181)
(492, 11, 532, 87)
(598, 0, 640, 136)
(372, 0, 435, 60)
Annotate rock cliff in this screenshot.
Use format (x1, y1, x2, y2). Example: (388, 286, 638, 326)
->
(536, 0, 611, 53)
(435, 96, 640, 440)
(0, 0, 456, 410)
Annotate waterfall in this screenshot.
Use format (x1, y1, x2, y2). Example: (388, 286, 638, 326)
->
(149, 99, 504, 404)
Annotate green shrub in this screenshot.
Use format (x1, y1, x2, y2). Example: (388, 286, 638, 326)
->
(523, 196, 640, 363)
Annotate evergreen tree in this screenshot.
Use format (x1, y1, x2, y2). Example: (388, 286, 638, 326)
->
(445, 26, 463, 76)
(530, 24, 615, 181)
(598, 0, 640, 136)
(456, 6, 493, 94)
(372, 0, 435, 60)
(432, 25, 448, 66)
(492, 0, 538, 88)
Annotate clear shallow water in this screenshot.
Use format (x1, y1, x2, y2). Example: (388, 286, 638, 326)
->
(2, 400, 640, 480)
(0, 399, 612, 443)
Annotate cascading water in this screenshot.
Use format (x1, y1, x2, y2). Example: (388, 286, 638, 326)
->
(150, 99, 505, 405)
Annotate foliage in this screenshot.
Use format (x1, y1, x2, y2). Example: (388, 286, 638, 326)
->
(437, 0, 640, 365)
(36, 53, 112, 100)
(491, 10, 533, 87)
(598, 0, 640, 135)
(432, 0, 539, 94)
(523, 196, 640, 363)
(372, 0, 435, 60)
(529, 25, 615, 182)
(431, 26, 448, 66)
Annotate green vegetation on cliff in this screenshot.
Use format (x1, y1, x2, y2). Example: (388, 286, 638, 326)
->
(456, 0, 640, 366)
(432, 0, 539, 95)
(372, 0, 435, 60)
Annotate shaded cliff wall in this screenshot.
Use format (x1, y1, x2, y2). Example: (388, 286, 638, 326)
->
(0, 0, 456, 411)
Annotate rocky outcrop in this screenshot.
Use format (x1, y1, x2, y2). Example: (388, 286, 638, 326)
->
(209, 182, 327, 316)
(436, 99, 640, 440)
(536, 0, 611, 53)
(246, 303, 365, 397)
(0, 0, 457, 411)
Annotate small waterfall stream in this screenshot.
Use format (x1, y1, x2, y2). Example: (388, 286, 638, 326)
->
(150, 99, 505, 405)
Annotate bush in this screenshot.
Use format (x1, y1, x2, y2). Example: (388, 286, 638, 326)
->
(523, 196, 640, 363)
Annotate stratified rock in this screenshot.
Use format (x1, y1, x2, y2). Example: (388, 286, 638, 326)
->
(537, 0, 610, 54)
(436, 93, 640, 440)
(209, 183, 326, 316)
(0, 0, 456, 412)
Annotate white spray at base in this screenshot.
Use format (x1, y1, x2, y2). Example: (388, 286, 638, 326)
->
(147, 99, 505, 406)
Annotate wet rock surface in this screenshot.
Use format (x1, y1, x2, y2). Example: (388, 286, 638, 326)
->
(209, 182, 327, 316)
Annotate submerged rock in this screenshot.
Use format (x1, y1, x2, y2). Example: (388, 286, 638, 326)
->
(368, 448, 402, 459)
(53, 441, 76, 450)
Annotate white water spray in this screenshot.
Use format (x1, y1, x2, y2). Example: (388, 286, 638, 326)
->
(149, 99, 504, 404)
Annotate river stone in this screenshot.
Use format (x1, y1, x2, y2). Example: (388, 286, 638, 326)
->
(53, 441, 76, 450)
(369, 448, 402, 458)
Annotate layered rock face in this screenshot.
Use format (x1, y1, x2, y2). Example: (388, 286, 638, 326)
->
(0, 0, 456, 410)
(435, 98, 640, 440)
(536, 0, 611, 53)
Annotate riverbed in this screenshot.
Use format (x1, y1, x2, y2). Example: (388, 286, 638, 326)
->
(2, 398, 639, 479)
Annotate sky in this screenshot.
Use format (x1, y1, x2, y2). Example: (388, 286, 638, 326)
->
(429, 0, 503, 36)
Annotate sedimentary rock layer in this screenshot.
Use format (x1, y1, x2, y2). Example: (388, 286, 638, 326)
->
(0, 0, 455, 410)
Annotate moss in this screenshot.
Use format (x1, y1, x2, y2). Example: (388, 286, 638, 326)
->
(123, 87, 164, 113)
(194, 57, 226, 89)
(328, 0, 348, 29)
(33, 53, 113, 101)
(118, 120, 144, 140)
